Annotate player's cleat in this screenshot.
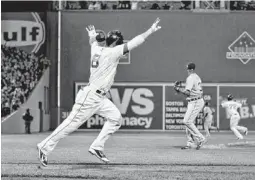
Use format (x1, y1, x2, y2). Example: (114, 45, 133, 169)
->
(196, 138, 206, 150)
(244, 130, 248, 136)
(89, 148, 110, 163)
(37, 146, 48, 167)
(181, 146, 192, 150)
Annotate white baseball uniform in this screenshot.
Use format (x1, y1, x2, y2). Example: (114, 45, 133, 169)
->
(183, 73, 205, 146)
(221, 100, 247, 139)
(203, 106, 217, 138)
(38, 41, 125, 156)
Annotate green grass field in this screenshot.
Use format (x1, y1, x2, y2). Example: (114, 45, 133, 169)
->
(1, 131, 255, 180)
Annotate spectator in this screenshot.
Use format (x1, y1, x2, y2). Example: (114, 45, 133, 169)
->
(12, 100, 20, 111)
(66, 1, 81, 10)
(179, 1, 191, 10)
(162, 1, 171, 10)
(131, 1, 138, 10)
(22, 108, 33, 134)
(118, 1, 131, 9)
(79, 1, 88, 9)
(88, 1, 101, 10)
(101, 1, 109, 10)
(150, 2, 161, 10)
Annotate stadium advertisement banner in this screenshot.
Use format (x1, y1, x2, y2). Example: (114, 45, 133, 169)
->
(1, 12, 46, 55)
(219, 86, 255, 130)
(164, 86, 217, 130)
(61, 83, 164, 130)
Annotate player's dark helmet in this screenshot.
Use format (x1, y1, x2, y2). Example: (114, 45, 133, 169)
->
(187, 62, 196, 70)
(227, 94, 234, 101)
(95, 30, 106, 42)
(106, 30, 124, 47)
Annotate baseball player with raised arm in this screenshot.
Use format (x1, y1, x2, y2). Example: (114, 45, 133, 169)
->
(203, 102, 219, 138)
(221, 94, 248, 140)
(174, 63, 206, 150)
(36, 18, 161, 167)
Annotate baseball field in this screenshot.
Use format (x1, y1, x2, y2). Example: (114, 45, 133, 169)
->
(1, 131, 255, 180)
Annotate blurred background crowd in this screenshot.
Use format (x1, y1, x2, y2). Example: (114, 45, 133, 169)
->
(1, 46, 50, 118)
(53, 0, 255, 11)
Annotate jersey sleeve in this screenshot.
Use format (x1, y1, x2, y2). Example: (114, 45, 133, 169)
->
(221, 101, 226, 108)
(237, 102, 242, 108)
(112, 44, 125, 59)
(185, 76, 194, 91)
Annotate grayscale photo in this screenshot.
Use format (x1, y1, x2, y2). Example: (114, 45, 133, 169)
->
(1, 0, 255, 179)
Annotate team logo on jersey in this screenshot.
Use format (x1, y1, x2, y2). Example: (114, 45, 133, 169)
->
(226, 31, 255, 64)
(1, 12, 45, 53)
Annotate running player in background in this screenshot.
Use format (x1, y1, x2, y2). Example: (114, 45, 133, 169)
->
(174, 62, 206, 150)
(203, 101, 219, 139)
(221, 94, 248, 140)
(37, 18, 162, 167)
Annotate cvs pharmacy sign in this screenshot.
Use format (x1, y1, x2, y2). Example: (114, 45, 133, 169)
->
(75, 83, 163, 130)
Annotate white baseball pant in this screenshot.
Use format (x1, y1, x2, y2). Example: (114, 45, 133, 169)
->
(38, 85, 122, 156)
(204, 115, 217, 138)
(184, 98, 205, 145)
(230, 114, 247, 139)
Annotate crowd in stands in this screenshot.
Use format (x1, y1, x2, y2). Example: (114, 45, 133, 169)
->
(230, 0, 255, 10)
(53, 1, 255, 11)
(1, 45, 50, 118)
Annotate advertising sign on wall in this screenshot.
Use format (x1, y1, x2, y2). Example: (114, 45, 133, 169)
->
(219, 86, 255, 130)
(164, 86, 217, 130)
(59, 83, 255, 131)
(1, 12, 46, 54)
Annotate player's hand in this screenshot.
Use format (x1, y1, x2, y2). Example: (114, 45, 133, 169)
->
(150, 18, 161, 33)
(86, 25, 98, 38)
(173, 81, 182, 93)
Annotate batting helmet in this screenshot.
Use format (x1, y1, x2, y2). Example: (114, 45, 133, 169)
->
(187, 62, 196, 70)
(95, 30, 106, 42)
(227, 94, 234, 101)
(106, 30, 124, 47)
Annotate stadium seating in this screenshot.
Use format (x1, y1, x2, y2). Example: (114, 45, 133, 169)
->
(54, 1, 255, 11)
(1, 45, 50, 118)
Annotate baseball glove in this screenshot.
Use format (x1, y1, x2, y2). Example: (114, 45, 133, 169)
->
(174, 81, 182, 93)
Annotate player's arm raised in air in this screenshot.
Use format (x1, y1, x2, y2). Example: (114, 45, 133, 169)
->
(86, 25, 98, 46)
(123, 18, 161, 54)
(221, 101, 227, 108)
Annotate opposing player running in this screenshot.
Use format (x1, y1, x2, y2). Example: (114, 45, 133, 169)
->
(221, 94, 248, 140)
(203, 101, 219, 139)
(36, 18, 161, 167)
(174, 63, 206, 150)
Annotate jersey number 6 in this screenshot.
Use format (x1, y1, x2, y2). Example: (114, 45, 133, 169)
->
(91, 54, 100, 68)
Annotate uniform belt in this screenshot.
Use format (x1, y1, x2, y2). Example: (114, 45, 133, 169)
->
(96, 89, 106, 96)
(188, 97, 202, 102)
(87, 83, 106, 96)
